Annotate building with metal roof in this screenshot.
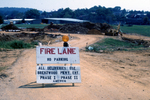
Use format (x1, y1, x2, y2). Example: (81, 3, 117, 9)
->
(4, 19, 41, 24)
(42, 18, 88, 24)
(4, 18, 89, 24)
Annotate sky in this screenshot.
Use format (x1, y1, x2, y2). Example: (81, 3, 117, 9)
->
(0, 0, 150, 12)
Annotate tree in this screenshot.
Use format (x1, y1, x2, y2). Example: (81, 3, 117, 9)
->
(122, 9, 127, 16)
(41, 11, 50, 18)
(89, 6, 99, 12)
(113, 6, 121, 12)
(22, 18, 25, 23)
(60, 8, 75, 18)
(7, 10, 19, 19)
(25, 9, 40, 19)
(147, 12, 150, 19)
(143, 16, 149, 25)
(16, 12, 24, 19)
(74, 8, 89, 18)
(0, 15, 3, 24)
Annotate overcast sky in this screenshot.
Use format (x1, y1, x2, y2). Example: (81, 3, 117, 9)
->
(0, 0, 150, 12)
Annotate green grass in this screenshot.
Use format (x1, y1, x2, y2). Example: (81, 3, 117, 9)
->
(0, 66, 8, 72)
(0, 24, 49, 29)
(113, 25, 150, 37)
(16, 24, 49, 29)
(31, 41, 39, 45)
(86, 38, 145, 52)
(0, 40, 35, 49)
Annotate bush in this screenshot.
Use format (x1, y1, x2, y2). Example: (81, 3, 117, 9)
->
(10, 40, 33, 49)
(0, 40, 34, 49)
(31, 41, 38, 45)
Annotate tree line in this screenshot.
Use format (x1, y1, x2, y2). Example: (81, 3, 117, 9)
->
(0, 6, 150, 25)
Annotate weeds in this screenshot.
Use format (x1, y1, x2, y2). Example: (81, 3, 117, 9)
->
(0, 40, 35, 49)
(31, 41, 38, 45)
(113, 25, 150, 37)
(0, 66, 8, 72)
(86, 38, 145, 53)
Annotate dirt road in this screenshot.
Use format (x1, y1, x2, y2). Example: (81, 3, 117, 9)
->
(0, 33, 150, 100)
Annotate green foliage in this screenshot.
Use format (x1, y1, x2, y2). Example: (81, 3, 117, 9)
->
(0, 7, 31, 13)
(143, 16, 150, 24)
(31, 41, 38, 45)
(9, 40, 32, 49)
(0, 6, 150, 25)
(59, 8, 75, 18)
(49, 6, 120, 23)
(98, 38, 133, 47)
(1, 24, 48, 29)
(25, 9, 40, 19)
(15, 24, 48, 29)
(147, 12, 150, 18)
(86, 38, 145, 52)
(115, 25, 150, 37)
(0, 15, 3, 24)
(7, 11, 19, 19)
(0, 66, 8, 72)
(0, 40, 35, 49)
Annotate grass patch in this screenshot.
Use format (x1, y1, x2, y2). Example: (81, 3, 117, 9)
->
(0, 67, 7, 72)
(113, 25, 150, 37)
(31, 41, 39, 45)
(86, 38, 145, 52)
(16, 24, 49, 29)
(0, 24, 49, 29)
(0, 40, 35, 49)
(0, 66, 8, 72)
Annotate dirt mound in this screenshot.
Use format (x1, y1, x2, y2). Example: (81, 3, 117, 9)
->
(0, 32, 62, 45)
(44, 24, 62, 30)
(59, 23, 88, 34)
(0, 34, 15, 41)
(26, 28, 45, 32)
(43, 24, 62, 32)
(1, 24, 20, 31)
(122, 34, 150, 47)
(87, 29, 104, 35)
(44, 22, 112, 34)
(59, 22, 112, 34)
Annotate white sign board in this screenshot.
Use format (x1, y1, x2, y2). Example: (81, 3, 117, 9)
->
(36, 46, 80, 64)
(36, 66, 81, 83)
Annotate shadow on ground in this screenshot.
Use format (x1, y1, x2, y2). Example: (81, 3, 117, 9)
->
(19, 81, 78, 88)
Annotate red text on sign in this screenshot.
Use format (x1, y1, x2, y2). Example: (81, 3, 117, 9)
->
(40, 48, 55, 54)
(58, 48, 76, 54)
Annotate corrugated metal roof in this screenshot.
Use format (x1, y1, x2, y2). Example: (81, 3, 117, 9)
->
(44, 18, 88, 22)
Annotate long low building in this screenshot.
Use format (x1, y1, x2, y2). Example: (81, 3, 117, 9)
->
(4, 19, 41, 24)
(42, 18, 89, 24)
(4, 18, 89, 24)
